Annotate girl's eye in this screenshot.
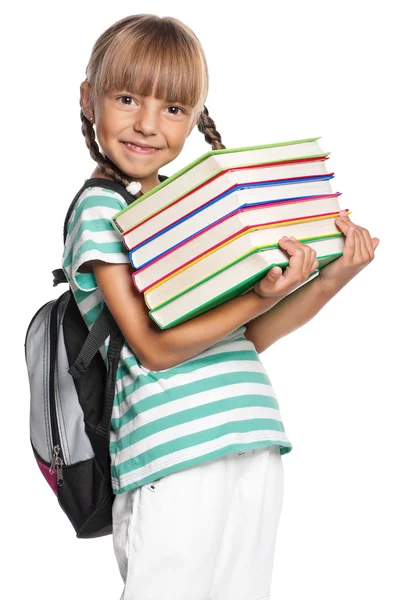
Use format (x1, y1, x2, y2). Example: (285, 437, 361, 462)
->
(118, 96, 136, 106)
(167, 106, 185, 115)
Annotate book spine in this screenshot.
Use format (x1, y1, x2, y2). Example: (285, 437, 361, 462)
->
(111, 217, 124, 235)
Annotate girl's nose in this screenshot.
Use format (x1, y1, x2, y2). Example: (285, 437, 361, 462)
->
(133, 106, 159, 136)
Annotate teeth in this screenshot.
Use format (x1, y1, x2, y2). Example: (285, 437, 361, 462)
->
(125, 142, 155, 150)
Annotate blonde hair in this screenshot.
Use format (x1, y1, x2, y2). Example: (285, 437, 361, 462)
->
(80, 14, 225, 186)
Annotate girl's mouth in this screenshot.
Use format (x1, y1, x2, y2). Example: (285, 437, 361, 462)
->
(122, 142, 160, 155)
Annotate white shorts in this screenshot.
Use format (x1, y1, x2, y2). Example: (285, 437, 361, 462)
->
(112, 444, 284, 600)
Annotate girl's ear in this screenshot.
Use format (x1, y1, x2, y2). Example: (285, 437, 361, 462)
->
(80, 80, 94, 121)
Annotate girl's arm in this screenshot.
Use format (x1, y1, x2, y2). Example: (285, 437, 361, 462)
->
(91, 234, 317, 370)
(91, 261, 279, 370)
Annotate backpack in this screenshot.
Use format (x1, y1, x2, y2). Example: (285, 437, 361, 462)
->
(24, 178, 141, 539)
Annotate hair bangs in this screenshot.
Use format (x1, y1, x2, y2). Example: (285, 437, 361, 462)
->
(93, 27, 207, 112)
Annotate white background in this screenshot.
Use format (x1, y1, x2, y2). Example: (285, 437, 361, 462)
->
(1, 0, 396, 598)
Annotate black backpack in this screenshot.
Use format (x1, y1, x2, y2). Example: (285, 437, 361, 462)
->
(25, 178, 144, 538)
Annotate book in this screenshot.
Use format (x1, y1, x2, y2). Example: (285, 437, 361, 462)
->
(110, 135, 345, 329)
(143, 215, 344, 310)
(111, 137, 329, 234)
(122, 156, 332, 251)
(148, 236, 344, 329)
(129, 177, 335, 268)
(132, 193, 344, 292)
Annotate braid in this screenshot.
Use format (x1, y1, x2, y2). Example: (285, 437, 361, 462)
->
(197, 105, 226, 150)
(80, 109, 131, 186)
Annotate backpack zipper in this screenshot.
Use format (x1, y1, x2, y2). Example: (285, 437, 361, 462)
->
(31, 442, 64, 487)
(49, 445, 64, 486)
(48, 295, 66, 487)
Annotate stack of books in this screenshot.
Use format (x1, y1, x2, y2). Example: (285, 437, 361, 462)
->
(111, 137, 347, 329)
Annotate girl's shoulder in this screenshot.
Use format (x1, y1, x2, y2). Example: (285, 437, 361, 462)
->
(63, 180, 127, 251)
(73, 174, 169, 215)
(73, 178, 131, 213)
(65, 173, 169, 244)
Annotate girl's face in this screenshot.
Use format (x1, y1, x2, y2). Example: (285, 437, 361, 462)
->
(83, 84, 198, 194)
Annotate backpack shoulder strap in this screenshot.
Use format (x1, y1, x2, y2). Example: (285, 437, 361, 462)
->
(67, 297, 124, 440)
(67, 303, 116, 379)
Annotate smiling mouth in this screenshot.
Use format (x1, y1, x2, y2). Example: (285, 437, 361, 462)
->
(125, 141, 158, 148)
(121, 141, 161, 155)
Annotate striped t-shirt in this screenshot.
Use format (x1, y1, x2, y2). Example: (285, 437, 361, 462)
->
(62, 179, 292, 495)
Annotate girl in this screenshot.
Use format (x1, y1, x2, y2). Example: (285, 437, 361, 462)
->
(63, 13, 379, 600)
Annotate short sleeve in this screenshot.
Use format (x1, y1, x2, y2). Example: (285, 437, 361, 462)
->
(62, 188, 130, 292)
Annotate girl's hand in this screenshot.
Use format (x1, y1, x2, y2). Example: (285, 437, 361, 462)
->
(253, 236, 319, 299)
(318, 210, 380, 290)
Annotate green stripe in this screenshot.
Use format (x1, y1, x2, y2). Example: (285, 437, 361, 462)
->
(68, 195, 125, 236)
(64, 239, 127, 268)
(114, 350, 269, 403)
(75, 272, 96, 292)
(116, 363, 139, 381)
(111, 374, 279, 443)
(114, 368, 272, 412)
(111, 394, 281, 451)
(73, 287, 97, 305)
(83, 302, 103, 327)
(65, 219, 117, 264)
(111, 418, 286, 475)
(114, 440, 292, 493)
(115, 348, 261, 383)
(116, 352, 242, 385)
(75, 218, 116, 235)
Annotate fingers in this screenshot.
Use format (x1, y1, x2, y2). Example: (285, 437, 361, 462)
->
(335, 210, 352, 234)
(356, 227, 370, 263)
(336, 211, 378, 264)
(342, 219, 370, 264)
(296, 236, 318, 275)
(278, 235, 318, 281)
(344, 225, 356, 261)
(255, 236, 319, 298)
